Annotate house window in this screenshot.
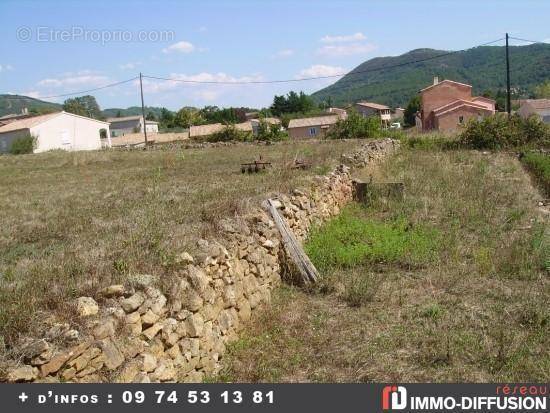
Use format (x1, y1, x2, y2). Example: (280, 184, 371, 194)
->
(309, 127, 317, 136)
(60, 130, 71, 145)
(458, 116, 465, 125)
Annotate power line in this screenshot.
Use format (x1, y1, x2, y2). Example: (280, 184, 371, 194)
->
(143, 38, 505, 86)
(509, 36, 549, 44)
(14, 37, 506, 101)
(36, 76, 139, 99)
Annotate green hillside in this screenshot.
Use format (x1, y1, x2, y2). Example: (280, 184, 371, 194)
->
(0, 94, 61, 117)
(102, 106, 168, 119)
(312, 44, 550, 107)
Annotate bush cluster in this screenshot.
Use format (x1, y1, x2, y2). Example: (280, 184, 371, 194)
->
(207, 125, 252, 143)
(458, 114, 550, 150)
(326, 110, 381, 140)
(256, 120, 288, 142)
(9, 134, 36, 155)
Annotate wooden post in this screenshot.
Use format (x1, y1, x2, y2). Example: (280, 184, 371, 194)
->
(139, 72, 148, 146)
(266, 199, 319, 284)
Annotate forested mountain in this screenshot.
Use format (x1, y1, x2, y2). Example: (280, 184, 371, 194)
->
(0, 94, 61, 117)
(312, 44, 550, 107)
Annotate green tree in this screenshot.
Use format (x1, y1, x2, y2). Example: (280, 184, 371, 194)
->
(256, 119, 287, 142)
(159, 108, 175, 129)
(63, 95, 103, 119)
(534, 80, 550, 98)
(270, 91, 315, 116)
(174, 108, 204, 128)
(404, 95, 421, 127)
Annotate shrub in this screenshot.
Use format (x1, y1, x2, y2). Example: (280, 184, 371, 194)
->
(9, 134, 36, 155)
(207, 124, 252, 142)
(458, 114, 550, 150)
(256, 120, 288, 142)
(521, 152, 550, 196)
(326, 109, 381, 140)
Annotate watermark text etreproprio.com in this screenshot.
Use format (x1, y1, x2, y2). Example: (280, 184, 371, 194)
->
(16, 26, 175, 44)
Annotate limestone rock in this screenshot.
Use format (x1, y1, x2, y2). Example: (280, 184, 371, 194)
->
(128, 274, 158, 290)
(100, 284, 125, 298)
(75, 297, 99, 317)
(40, 340, 92, 377)
(142, 322, 163, 340)
(176, 252, 194, 265)
(142, 353, 158, 373)
(22, 339, 50, 360)
(121, 292, 145, 313)
(141, 309, 159, 327)
(93, 318, 116, 339)
(7, 365, 39, 382)
(186, 313, 204, 337)
(99, 339, 124, 370)
(151, 359, 176, 382)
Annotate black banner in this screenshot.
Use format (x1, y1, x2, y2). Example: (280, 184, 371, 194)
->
(1, 383, 549, 412)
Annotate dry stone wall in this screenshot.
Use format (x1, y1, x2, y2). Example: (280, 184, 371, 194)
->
(5, 139, 399, 383)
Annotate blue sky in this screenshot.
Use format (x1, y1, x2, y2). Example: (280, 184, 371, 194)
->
(0, 0, 548, 110)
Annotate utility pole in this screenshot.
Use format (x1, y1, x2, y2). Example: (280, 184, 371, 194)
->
(505, 33, 511, 117)
(139, 72, 148, 146)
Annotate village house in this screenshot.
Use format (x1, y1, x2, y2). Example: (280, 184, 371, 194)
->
(0, 111, 110, 153)
(327, 107, 348, 119)
(107, 115, 159, 137)
(518, 99, 550, 123)
(355, 101, 392, 127)
(419, 77, 496, 132)
(287, 115, 339, 139)
(0, 108, 33, 127)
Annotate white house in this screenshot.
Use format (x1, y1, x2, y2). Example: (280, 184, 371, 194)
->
(107, 115, 159, 137)
(518, 99, 550, 123)
(0, 111, 110, 154)
(355, 101, 392, 127)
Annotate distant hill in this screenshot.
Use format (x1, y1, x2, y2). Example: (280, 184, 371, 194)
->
(312, 44, 550, 107)
(102, 106, 169, 119)
(0, 94, 61, 117)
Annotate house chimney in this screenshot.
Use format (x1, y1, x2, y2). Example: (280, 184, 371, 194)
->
(433, 76, 439, 86)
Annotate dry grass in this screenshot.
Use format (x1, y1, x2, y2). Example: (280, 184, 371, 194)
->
(219, 148, 549, 382)
(0, 140, 360, 351)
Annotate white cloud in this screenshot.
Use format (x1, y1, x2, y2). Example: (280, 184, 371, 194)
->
(138, 71, 264, 94)
(321, 32, 367, 43)
(21, 90, 42, 99)
(272, 49, 294, 59)
(317, 43, 376, 57)
(0, 64, 14, 73)
(119, 62, 140, 70)
(162, 40, 195, 54)
(297, 64, 346, 78)
(37, 71, 110, 88)
(136, 71, 265, 106)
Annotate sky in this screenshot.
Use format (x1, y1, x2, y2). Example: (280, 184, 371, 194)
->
(0, 0, 549, 110)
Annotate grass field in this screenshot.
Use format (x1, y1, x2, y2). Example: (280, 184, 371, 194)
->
(219, 147, 549, 382)
(0, 140, 360, 350)
(521, 151, 550, 196)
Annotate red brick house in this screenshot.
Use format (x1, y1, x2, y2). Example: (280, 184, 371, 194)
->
(419, 78, 495, 132)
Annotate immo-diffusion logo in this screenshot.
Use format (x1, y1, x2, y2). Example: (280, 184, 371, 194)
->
(382, 386, 407, 410)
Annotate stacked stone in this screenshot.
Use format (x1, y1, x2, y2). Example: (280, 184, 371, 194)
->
(5, 139, 398, 383)
(341, 138, 400, 167)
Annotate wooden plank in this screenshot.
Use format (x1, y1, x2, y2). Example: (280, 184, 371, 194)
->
(266, 198, 319, 284)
